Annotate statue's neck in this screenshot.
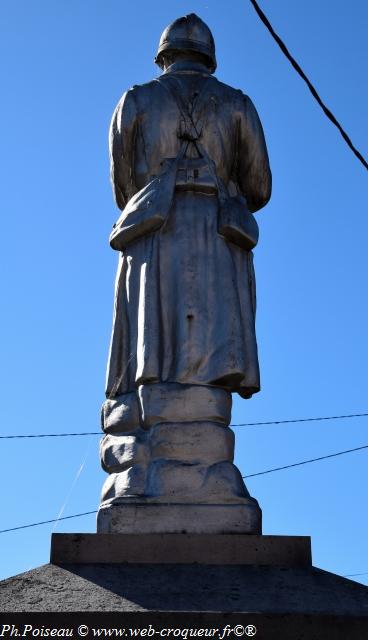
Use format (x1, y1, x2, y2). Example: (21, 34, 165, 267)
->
(163, 60, 211, 75)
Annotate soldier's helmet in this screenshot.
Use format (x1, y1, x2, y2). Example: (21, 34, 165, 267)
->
(155, 13, 217, 73)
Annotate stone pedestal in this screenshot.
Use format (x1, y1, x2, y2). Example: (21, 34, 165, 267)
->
(1, 533, 367, 639)
(50, 533, 311, 565)
(99, 384, 261, 534)
(97, 502, 261, 534)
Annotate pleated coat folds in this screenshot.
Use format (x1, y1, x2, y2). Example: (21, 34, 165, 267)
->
(106, 68, 271, 399)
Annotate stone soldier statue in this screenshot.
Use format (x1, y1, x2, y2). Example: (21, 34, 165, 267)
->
(98, 14, 271, 534)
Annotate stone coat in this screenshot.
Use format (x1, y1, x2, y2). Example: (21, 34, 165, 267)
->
(106, 62, 271, 399)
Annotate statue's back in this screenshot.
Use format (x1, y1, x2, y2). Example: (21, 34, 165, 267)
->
(99, 13, 271, 536)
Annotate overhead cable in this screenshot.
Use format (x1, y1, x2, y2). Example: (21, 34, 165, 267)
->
(1, 412, 368, 439)
(0, 432, 100, 439)
(248, 0, 368, 171)
(232, 412, 368, 427)
(243, 443, 368, 478)
(1, 442, 367, 534)
(0, 511, 97, 534)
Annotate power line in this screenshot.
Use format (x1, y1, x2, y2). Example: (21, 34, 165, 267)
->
(1, 442, 367, 534)
(0, 432, 101, 439)
(344, 572, 368, 578)
(232, 412, 368, 427)
(0, 510, 97, 534)
(1, 412, 367, 439)
(248, 0, 368, 171)
(243, 443, 368, 478)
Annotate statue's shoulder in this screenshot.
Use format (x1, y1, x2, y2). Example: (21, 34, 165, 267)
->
(114, 79, 159, 105)
(210, 76, 248, 104)
(114, 77, 250, 116)
(127, 79, 162, 98)
(115, 79, 165, 112)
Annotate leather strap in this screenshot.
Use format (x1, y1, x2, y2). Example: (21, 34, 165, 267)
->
(156, 75, 212, 142)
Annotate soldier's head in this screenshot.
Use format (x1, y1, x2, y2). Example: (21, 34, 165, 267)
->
(155, 13, 217, 73)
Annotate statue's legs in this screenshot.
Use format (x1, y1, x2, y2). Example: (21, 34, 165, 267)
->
(97, 383, 261, 534)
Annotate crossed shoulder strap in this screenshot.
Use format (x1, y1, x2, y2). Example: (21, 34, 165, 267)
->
(156, 75, 214, 142)
(156, 75, 229, 202)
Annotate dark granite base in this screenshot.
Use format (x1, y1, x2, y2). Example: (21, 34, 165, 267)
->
(50, 533, 311, 566)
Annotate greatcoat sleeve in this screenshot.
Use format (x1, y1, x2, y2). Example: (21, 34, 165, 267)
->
(236, 95, 272, 213)
(109, 89, 137, 210)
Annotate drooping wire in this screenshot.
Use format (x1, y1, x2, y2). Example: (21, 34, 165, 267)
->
(0, 432, 100, 439)
(1, 412, 367, 439)
(231, 412, 368, 428)
(0, 511, 98, 534)
(243, 443, 368, 478)
(1, 442, 367, 534)
(248, 0, 368, 171)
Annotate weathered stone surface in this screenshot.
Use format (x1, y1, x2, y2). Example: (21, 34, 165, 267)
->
(138, 383, 232, 428)
(100, 431, 149, 473)
(98, 409, 255, 528)
(97, 502, 261, 534)
(1, 532, 367, 638)
(98, 383, 255, 532)
(149, 421, 234, 464)
(101, 421, 233, 475)
(100, 466, 147, 501)
(50, 533, 312, 566)
(145, 460, 249, 502)
(102, 392, 140, 433)
(1, 561, 367, 629)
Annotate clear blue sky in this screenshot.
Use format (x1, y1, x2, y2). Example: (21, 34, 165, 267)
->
(0, 0, 367, 583)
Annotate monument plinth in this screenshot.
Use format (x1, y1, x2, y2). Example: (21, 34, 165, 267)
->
(50, 533, 312, 565)
(1, 533, 367, 639)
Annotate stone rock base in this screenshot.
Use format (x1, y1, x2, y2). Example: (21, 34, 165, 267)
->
(99, 384, 261, 534)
